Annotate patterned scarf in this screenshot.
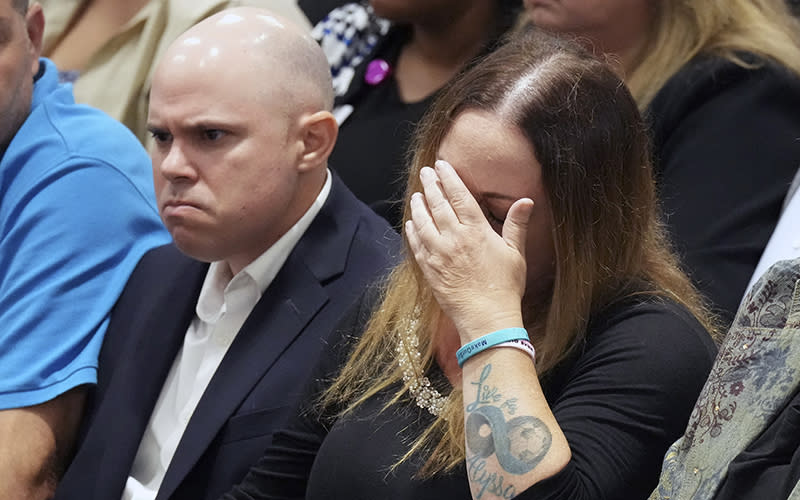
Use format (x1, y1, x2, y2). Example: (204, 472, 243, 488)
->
(650, 258, 800, 499)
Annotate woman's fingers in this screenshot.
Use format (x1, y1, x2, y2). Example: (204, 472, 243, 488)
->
(404, 217, 428, 268)
(415, 161, 487, 234)
(503, 198, 535, 256)
(411, 161, 534, 259)
(433, 160, 485, 226)
(419, 166, 460, 231)
(406, 162, 532, 340)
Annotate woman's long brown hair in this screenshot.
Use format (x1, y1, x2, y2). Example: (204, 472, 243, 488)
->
(321, 28, 717, 475)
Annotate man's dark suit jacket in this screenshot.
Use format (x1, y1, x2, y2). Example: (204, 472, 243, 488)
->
(55, 174, 400, 500)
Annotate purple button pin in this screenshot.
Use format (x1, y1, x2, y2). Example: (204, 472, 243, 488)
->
(364, 59, 391, 85)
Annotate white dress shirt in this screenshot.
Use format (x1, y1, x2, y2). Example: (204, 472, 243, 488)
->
(745, 170, 800, 294)
(122, 171, 331, 500)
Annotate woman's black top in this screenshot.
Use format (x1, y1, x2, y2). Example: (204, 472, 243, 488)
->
(223, 294, 717, 500)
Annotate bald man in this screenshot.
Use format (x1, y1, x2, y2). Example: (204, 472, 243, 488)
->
(54, 8, 399, 500)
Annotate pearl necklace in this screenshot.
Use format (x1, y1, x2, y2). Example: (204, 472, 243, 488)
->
(396, 314, 449, 418)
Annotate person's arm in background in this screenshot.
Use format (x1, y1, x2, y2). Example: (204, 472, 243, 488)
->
(0, 389, 86, 499)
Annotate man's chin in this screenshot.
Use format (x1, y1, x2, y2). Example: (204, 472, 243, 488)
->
(169, 229, 217, 262)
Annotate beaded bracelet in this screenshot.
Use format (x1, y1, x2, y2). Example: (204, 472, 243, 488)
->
(456, 327, 529, 367)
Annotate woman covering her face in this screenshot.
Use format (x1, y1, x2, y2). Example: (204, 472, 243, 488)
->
(222, 29, 718, 500)
(525, 0, 800, 327)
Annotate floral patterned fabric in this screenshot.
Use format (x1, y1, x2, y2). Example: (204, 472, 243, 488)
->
(650, 257, 800, 500)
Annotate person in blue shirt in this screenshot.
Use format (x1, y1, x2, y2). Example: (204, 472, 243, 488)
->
(0, 1, 170, 498)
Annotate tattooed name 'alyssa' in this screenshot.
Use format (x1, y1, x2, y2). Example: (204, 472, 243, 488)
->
(465, 363, 553, 497)
(467, 454, 516, 499)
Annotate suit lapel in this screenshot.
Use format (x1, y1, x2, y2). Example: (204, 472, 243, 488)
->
(156, 177, 361, 499)
(88, 249, 207, 499)
(157, 256, 329, 499)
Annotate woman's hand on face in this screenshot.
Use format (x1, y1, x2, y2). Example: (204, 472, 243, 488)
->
(405, 160, 535, 343)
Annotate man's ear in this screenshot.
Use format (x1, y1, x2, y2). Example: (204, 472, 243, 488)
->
(296, 110, 338, 173)
(25, 4, 45, 74)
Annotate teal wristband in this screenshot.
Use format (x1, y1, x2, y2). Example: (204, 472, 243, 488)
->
(456, 327, 529, 367)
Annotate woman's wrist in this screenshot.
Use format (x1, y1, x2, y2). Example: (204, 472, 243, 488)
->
(453, 308, 524, 344)
(457, 327, 532, 367)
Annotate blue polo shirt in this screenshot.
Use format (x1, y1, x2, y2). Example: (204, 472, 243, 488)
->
(0, 58, 171, 409)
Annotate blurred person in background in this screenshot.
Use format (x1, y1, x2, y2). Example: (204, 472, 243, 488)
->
(525, 0, 800, 328)
(38, 0, 310, 144)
